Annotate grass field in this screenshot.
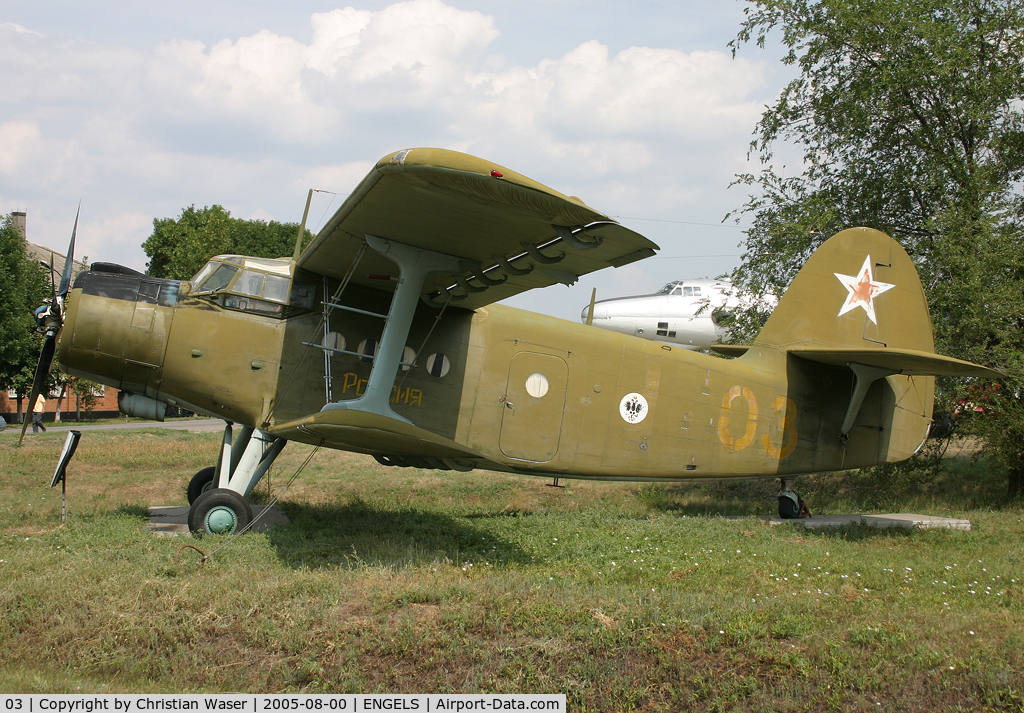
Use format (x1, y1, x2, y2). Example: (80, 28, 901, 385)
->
(1, 429, 1022, 711)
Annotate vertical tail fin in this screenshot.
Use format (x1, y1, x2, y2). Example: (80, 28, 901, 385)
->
(754, 227, 934, 352)
(753, 228, 936, 467)
(745, 228, 997, 470)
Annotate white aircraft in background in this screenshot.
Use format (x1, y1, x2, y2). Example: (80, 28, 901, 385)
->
(581, 278, 762, 351)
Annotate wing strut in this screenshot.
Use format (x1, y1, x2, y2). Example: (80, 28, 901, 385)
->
(322, 234, 472, 424)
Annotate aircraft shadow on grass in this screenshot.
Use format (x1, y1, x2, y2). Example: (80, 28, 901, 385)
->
(264, 498, 531, 570)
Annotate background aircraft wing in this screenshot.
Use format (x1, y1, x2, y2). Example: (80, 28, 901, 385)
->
(297, 148, 658, 309)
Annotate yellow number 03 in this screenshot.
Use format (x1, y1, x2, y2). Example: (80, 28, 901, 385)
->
(718, 385, 758, 450)
(718, 387, 798, 458)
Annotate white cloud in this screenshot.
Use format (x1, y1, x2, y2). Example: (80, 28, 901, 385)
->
(0, 0, 779, 307)
(0, 22, 42, 38)
(305, 8, 373, 77)
(0, 121, 43, 175)
(342, 0, 497, 83)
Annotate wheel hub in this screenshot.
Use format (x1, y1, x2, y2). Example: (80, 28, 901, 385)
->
(205, 505, 238, 534)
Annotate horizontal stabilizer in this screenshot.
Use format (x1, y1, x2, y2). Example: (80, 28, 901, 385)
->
(789, 347, 1003, 379)
(709, 345, 751, 357)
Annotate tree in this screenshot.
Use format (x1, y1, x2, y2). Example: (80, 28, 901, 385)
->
(66, 376, 98, 421)
(729, 0, 1024, 495)
(0, 213, 50, 422)
(143, 205, 233, 280)
(143, 205, 313, 280)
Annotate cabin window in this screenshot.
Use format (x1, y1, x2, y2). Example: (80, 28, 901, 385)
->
(525, 373, 550, 398)
(427, 353, 451, 378)
(400, 346, 417, 372)
(358, 339, 377, 364)
(323, 332, 346, 352)
(683, 286, 693, 297)
(693, 287, 701, 297)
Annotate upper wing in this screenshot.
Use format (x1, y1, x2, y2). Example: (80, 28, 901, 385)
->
(297, 148, 658, 309)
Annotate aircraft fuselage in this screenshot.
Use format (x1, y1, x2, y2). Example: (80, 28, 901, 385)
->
(58, 260, 932, 483)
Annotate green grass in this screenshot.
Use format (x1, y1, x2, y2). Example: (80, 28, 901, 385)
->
(1, 431, 1022, 710)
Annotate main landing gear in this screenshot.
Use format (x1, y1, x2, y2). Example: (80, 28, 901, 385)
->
(186, 423, 287, 536)
(186, 467, 216, 504)
(189, 488, 253, 536)
(777, 478, 811, 519)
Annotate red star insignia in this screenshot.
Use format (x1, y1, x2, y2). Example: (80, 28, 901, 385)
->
(834, 255, 895, 325)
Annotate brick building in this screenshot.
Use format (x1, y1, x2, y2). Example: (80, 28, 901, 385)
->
(1, 385, 121, 425)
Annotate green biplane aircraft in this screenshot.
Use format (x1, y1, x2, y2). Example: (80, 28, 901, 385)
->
(21, 148, 999, 534)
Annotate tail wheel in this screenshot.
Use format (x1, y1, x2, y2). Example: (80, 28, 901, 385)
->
(188, 488, 253, 537)
(186, 466, 217, 505)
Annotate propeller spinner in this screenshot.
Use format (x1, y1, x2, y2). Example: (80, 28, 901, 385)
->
(18, 206, 79, 445)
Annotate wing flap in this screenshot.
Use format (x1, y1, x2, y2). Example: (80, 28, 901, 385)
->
(789, 346, 1003, 378)
(298, 148, 658, 309)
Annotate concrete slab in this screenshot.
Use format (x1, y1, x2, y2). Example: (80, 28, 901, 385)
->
(767, 512, 970, 531)
(146, 504, 290, 536)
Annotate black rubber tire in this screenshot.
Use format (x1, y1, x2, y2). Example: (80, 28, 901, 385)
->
(186, 466, 217, 505)
(778, 495, 800, 519)
(188, 488, 253, 537)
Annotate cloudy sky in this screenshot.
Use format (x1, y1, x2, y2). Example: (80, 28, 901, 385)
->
(0, 0, 791, 321)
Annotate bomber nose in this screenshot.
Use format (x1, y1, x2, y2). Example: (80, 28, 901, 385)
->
(577, 299, 606, 321)
(580, 302, 608, 323)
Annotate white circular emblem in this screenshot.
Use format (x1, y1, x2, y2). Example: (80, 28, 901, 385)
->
(619, 392, 648, 424)
(525, 373, 549, 398)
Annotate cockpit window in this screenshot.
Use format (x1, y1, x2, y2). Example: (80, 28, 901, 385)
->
(191, 256, 313, 318)
(263, 274, 290, 303)
(683, 286, 693, 297)
(235, 269, 266, 298)
(198, 264, 238, 293)
(222, 294, 284, 317)
(190, 261, 217, 289)
(712, 307, 735, 327)
(659, 281, 682, 295)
